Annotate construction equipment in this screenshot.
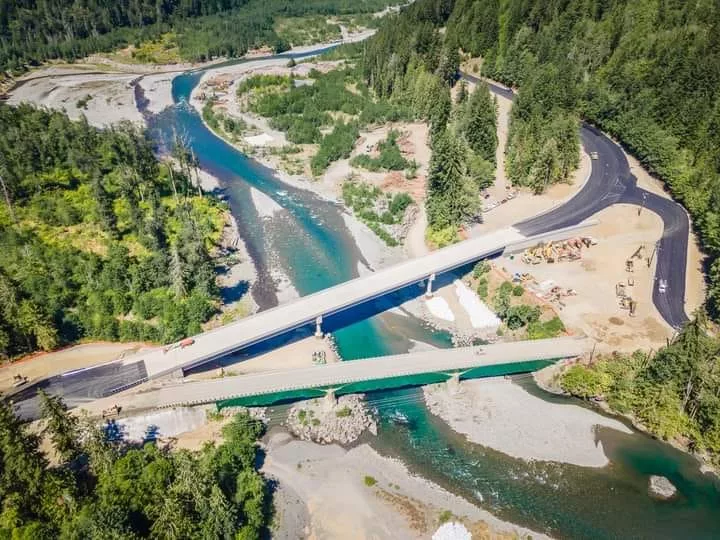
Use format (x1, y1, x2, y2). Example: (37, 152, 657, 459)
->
(616, 282, 626, 297)
(163, 338, 196, 354)
(631, 246, 645, 260)
(522, 237, 595, 265)
(619, 296, 638, 316)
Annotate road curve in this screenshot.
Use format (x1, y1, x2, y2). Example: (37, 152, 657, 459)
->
(464, 73, 690, 329)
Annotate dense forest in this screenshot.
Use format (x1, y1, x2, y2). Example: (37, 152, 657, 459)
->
(0, 104, 224, 359)
(0, 0, 401, 72)
(357, 0, 498, 243)
(562, 313, 720, 461)
(0, 396, 268, 538)
(361, 0, 720, 314)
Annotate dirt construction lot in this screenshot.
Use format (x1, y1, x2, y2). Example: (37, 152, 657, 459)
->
(500, 204, 679, 353)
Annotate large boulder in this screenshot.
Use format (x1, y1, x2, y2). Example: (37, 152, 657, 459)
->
(648, 475, 677, 499)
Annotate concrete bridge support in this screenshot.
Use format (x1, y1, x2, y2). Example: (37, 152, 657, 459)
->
(425, 273, 437, 298)
(315, 315, 324, 339)
(323, 388, 337, 411)
(447, 372, 461, 395)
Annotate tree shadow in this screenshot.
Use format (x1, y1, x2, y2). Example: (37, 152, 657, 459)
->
(220, 279, 251, 304)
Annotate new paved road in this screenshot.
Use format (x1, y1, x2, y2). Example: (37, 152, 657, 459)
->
(465, 73, 690, 329)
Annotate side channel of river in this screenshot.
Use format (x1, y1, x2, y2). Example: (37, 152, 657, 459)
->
(144, 49, 720, 539)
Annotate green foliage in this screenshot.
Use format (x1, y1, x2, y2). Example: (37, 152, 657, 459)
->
(527, 316, 565, 340)
(0, 0, 404, 72)
(425, 225, 459, 248)
(438, 510, 455, 524)
(341, 180, 411, 246)
(237, 74, 292, 97)
(512, 285, 524, 297)
(350, 130, 411, 172)
(561, 365, 613, 399)
(363, 475, 377, 487)
(457, 82, 497, 163)
(561, 315, 720, 460)
(492, 280, 542, 331)
(274, 16, 341, 47)
(426, 130, 480, 230)
(249, 65, 408, 163)
(0, 397, 269, 538)
(443, 0, 720, 312)
(504, 304, 540, 330)
(476, 277, 488, 299)
(335, 406, 352, 418)
(472, 261, 490, 279)
(0, 104, 222, 358)
(312, 122, 360, 175)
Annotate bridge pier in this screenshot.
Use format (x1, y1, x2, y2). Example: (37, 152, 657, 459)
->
(425, 273, 436, 298)
(323, 388, 337, 411)
(315, 315, 324, 339)
(447, 372, 461, 395)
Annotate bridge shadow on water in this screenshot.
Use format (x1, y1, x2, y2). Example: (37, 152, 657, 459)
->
(187, 261, 482, 378)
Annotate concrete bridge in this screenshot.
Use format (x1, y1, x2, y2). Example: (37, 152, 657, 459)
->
(139, 224, 594, 380)
(114, 337, 589, 411)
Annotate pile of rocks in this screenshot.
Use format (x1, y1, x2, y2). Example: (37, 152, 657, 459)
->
(286, 394, 377, 445)
(648, 475, 677, 500)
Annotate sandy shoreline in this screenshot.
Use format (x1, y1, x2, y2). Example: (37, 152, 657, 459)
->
(424, 378, 632, 468)
(262, 429, 551, 540)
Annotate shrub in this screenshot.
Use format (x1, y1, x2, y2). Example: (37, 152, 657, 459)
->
(561, 365, 613, 399)
(311, 121, 359, 175)
(472, 261, 490, 278)
(512, 285, 524, 296)
(476, 277, 488, 299)
(426, 226, 459, 248)
(363, 475, 377, 487)
(527, 316, 565, 339)
(335, 406, 352, 418)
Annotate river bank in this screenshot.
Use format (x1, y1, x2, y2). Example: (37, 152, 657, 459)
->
(263, 429, 551, 539)
(423, 377, 632, 468)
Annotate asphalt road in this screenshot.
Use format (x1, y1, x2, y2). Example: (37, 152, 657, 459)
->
(10, 360, 147, 420)
(465, 73, 690, 329)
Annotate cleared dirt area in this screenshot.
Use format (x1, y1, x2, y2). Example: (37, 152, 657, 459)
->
(500, 204, 673, 352)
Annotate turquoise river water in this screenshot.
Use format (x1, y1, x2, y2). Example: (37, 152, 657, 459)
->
(143, 50, 720, 539)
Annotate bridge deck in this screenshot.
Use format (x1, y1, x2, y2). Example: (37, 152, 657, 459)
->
(132, 337, 589, 408)
(140, 227, 527, 378)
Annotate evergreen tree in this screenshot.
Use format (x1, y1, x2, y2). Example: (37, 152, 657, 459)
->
(39, 390, 80, 462)
(456, 80, 468, 104)
(458, 82, 497, 163)
(428, 80, 452, 141)
(426, 130, 479, 229)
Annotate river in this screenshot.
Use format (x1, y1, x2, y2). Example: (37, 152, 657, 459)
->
(144, 49, 720, 539)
